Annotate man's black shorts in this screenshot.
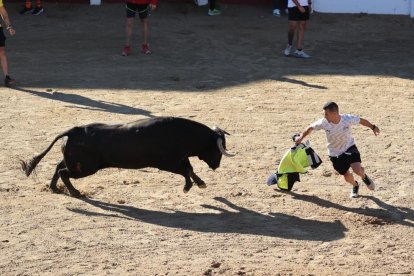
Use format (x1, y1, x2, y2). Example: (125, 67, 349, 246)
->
(126, 3, 150, 19)
(0, 28, 6, 47)
(329, 145, 362, 175)
(288, 6, 310, 21)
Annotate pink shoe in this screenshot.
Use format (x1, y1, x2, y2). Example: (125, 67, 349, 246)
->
(141, 44, 151, 55)
(122, 45, 131, 56)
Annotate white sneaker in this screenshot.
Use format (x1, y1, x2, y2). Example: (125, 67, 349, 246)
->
(363, 175, 375, 191)
(350, 184, 359, 198)
(293, 50, 311, 59)
(284, 8, 289, 14)
(273, 9, 281, 16)
(284, 44, 292, 56)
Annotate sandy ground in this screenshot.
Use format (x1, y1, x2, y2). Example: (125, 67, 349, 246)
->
(1, 2, 414, 275)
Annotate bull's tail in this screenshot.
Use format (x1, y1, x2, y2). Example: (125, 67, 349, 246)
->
(20, 131, 70, 177)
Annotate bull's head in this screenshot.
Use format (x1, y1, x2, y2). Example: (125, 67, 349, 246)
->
(213, 126, 236, 158)
(200, 126, 235, 170)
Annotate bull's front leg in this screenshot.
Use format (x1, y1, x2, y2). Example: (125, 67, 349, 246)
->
(190, 171, 206, 189)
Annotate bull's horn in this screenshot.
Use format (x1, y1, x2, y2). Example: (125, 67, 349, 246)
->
(217, 138, 236, 157)
(213, 126, 230, 136)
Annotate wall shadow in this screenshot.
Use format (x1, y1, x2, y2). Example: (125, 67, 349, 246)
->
(12, 87, 153, 116)
(67, 196, 347, 241)
(287, 191, 414, 227)
(7, 3, 414, 92)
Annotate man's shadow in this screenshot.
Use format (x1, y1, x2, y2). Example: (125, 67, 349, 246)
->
(68, 196, 347, 241)
(286, 191, 414, 227)
(12, 87, 153, 116)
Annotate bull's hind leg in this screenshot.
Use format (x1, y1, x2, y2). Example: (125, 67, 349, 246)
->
(58, 168, 81, 197)
(50, 160, 66, 193)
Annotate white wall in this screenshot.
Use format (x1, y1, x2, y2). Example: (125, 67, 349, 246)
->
(314, 0, 414, 17)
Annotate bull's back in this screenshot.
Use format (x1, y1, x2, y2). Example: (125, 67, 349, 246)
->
(63, 118, 216, 169)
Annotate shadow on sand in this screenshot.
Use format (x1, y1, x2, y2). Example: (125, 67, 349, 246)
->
(11, 87, 153, 116)
(67, 196, 347, 241)
(287, 191, 414, 227)
(8, 3, 414, 91)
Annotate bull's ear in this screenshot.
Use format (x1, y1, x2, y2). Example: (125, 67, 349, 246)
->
(212, 126, 230, 136)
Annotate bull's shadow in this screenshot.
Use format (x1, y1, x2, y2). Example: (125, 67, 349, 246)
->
(11, 87, 153, 116)
(68, 196, 347, 241)
(286, 191, 414, 227)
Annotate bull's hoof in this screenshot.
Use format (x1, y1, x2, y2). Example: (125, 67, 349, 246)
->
(183, 187, 190, 194)
(197, 183, 207, 189)
(50, 187, 62, 194)
(69, 189, 82, 198)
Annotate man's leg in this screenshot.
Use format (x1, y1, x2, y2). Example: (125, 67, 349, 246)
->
(140, 17, 152, 54)
(125, 18, 134, 47)
(351, 162, 375, 190)
(283, 21, 296, 56)
(350, 162, 365, 178)
(0, 47, 9, 77)
(343, 170, 358, 186)
(288, 21, 297, 46)
(141, 18, 148, 46)
(297, 20, 306, 50)
(344, 170, 360, 198)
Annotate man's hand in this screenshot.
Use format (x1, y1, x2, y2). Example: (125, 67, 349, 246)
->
(372, 125, 380, 136)
(150, 4, 157, 10)
(8, 28, 15, 36)
(299, 6, 306, 13)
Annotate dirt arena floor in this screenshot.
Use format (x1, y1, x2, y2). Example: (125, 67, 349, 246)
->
(1, 2, 414, 275)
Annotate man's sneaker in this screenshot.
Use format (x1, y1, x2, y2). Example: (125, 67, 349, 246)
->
(363, 175, 375, 191)
(284, 44, 292, 56)
(208, 9, 221, 16)
(122, 45, 131, 56)
(273, 9, 281, 17)
(284, 9, 289, 14)
(20, 7, 34, 15)
(293, 50, 311, 59)
(32, 7, 44, 15)
(350, 183, 359, 198)
(141, 44, 151, 54)
(4, 76, 16, 87)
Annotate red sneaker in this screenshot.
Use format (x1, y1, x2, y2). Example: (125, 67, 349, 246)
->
(141, 44, 151, 55)
(122, 45, 131, 56)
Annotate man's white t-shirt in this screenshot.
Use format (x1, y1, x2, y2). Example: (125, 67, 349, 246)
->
(288, 0, 309, 8)
(310, 114, 360, 157)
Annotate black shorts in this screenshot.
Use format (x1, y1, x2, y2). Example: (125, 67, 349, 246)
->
(0, 28, 6, 47)
(288, 6, 310, 21)
(329, 145, 362, 175)
(126, 3, 150, 19)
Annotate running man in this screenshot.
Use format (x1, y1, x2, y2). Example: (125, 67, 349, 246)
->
(295, 102, 380, 198)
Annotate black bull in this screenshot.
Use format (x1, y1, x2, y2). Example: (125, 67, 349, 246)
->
(20, 117, 235, 197)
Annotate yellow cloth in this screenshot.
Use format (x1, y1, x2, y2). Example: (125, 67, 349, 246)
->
(0, 1, 3, 7)
(276, 146, 309, 190)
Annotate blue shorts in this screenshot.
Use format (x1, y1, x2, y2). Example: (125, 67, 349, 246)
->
(126, 3, 150, 19)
